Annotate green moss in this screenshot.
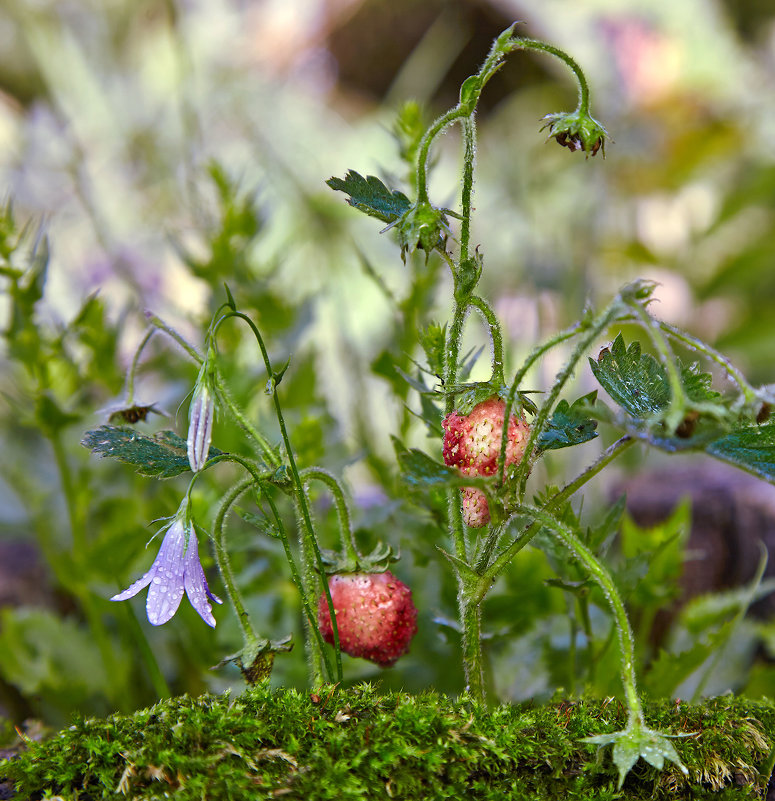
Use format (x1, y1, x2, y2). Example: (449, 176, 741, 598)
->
(1, 686, 773, 800)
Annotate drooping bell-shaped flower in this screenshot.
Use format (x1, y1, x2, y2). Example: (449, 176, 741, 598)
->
(111, 500, 222, 626)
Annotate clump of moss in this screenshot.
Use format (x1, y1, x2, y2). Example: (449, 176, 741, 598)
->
(1, 685, 773, 800)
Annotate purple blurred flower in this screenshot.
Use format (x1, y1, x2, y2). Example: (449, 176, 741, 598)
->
(111, 511, 222, 627)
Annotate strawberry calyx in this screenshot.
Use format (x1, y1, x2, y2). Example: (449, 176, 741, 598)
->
(319, 541, 398, 575)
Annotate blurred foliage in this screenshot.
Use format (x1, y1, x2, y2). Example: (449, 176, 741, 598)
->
(0, 0, 775, 728)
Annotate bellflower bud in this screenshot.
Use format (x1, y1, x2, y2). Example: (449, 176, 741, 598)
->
(187, 347, 217, 472)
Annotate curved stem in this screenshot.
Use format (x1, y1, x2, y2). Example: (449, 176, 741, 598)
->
(416, 108, 466, 204)
(259, 487, 340, 683)
(628, 301, 688, 430)
(521, 504, 644, 724)
(145, 311, 203, 364)
(511, 303, 622, 499)
(496, 323, 581, 486)
(659, 320, 758, 406)
(125, 328, 155, 405)
(215, 310, 330, 683)
(483, 435, 636, 584)
(468, 295, 505, 385)
(513, 39, 590, 114)
(212, 478, 261, 645)
(145, 311, 280, 465)
(300, 467, 358, 565)
(213, 370, 280, 467)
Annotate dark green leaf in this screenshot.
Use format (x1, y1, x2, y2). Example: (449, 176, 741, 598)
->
(82, 425, 222, 478)
(538, 392, 598, 451)
(393, 436, 478, 491)
(326, 170, 411, 225)
(706, 423, 775, 482)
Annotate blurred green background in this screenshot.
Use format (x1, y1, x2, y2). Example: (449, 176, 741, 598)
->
(2, 0, 775, 728)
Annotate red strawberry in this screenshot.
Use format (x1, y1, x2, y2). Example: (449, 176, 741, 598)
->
(442, 396, 530, 527)
(317, 571, 418, 667)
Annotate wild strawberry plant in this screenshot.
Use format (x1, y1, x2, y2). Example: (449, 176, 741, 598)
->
(45, 22, 774, 788)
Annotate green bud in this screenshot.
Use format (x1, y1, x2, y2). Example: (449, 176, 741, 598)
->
(540, 109, 609, 157)
(395, 201, 451, 261)
(455, 251, 483, 300)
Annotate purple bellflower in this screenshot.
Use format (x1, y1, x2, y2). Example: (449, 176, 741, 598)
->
(111, 502, 222, 627)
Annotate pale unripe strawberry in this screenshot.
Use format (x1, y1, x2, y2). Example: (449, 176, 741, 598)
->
(317, 571, 418, 667)
(442, 396, 530, 527)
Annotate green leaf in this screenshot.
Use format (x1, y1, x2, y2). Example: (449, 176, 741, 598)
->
(589, 334, 669, 418)
(326, 170, 411, 225)
(392, 100, 425, 169)
(706, 423, 775, 482)
(589, 334, 720, 421)
(34, 391, 82, 434)
(393, 436, 480, 491)
(266, 356, 291, 393)
(237, 508, 279, 538)
(82, 425, 222, 478)
(394, 441, 459, 488)
(0, 608, 122, 704)
(538, 392, 598, 451)
(458, 75, 481, 113)
(584, 721, 688, 789)
(418, 322, 446, 377)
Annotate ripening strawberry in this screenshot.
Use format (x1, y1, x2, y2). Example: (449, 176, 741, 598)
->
(442, 396, 530, 527)
(317, 571, 418, 667)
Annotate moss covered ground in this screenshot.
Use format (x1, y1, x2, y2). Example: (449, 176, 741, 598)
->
(1, 684, 773, 800)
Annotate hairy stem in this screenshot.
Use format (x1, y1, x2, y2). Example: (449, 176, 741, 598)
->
(510, 303, 621, 499)
(495, 323, 581, 486)
(212, 478, 261, 645)
(483, 435, 636, 583)
(259, 487, 340, 683)
(522, 504, 644, 724)
(216, 310, 329, 684)
(659, 320, 758, 406)
(459, 116, 476, 263)
(468, 294, 505, 385)
(460, 595, 485, 699)
(125, 328, 155, 405)
(145, 311, 280, 465)
(300, 467, 359, 565)
(512, 39, 590, 114)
